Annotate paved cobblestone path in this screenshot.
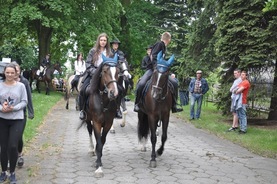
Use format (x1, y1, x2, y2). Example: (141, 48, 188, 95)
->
(16, 98, 277, 184)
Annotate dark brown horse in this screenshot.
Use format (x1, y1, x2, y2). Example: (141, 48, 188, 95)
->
(29, 63, 62, 95)
(137, 51, 175, 168)
(82, 54, 119, 177)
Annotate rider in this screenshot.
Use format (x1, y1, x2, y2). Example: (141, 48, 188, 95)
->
(110, 39, 125, 119)
(71, 53, 86, 92)
(141, 45, 152, 71)
(39, 54, 51, 79)
(78, 33, 112, 120)
(134, 32, 183, 113)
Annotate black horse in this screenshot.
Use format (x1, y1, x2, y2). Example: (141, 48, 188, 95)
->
(80, 54, 119, 177)
(137, 51, 175, 168)
(29, 63, 62, 95)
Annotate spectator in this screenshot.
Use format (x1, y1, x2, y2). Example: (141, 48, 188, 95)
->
(179, 76, 191, 106)
(0, 63, 27, 183)
(71, 53, 86, 92)
(189, 70, 209, 120)
(12, 62, 34, 167)
(227, 69, 242, 132)
(234, 71, 251, 134)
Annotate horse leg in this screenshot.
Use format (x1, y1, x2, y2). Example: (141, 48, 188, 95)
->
(94, 123, 104, 177)
(87, 121, 95, 156)
(46, 81, 49, 95)
(149, 117, 158, 168)
(75, 95, 79, 111)
(37, 81, 40, 93)
(157, 116, 169, 156)
(110, 125, 115, 134)
(120, 98, 127, 127)
(138, 111, 149, 152)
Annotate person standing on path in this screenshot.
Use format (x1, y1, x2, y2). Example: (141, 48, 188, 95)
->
(234, 70, 251, 134)
(12, 62, 34, 167)
(189, 70, 209, 120)
(0, 63, 28, 184)
(227, 69, 242, 132)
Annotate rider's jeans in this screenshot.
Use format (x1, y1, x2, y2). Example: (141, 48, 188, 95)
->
(190, 93, 203, 119)
(236, 104, 247, 132)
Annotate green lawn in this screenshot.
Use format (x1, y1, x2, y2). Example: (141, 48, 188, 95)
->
(175, 102, 277, 159)
(24, 91, 64, 143)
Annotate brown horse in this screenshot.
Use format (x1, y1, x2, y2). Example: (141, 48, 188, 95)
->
(29, 63, 62, 95)
(81, 54, 119, 177)
(137, 51, 174, 168)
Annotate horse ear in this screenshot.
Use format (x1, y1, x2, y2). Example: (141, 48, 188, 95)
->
(102, 53, 108, 62)
(113, 53, 118, 62)
(167, 54, 175, 66)
(157, 51, 163, 61)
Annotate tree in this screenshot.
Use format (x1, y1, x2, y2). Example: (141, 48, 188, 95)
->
(215, 0, 277, 120)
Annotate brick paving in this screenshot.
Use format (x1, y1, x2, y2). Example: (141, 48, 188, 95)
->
(15, 98, 277, 184)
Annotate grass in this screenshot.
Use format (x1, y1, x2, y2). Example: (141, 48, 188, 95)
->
(175, 101, 277, 159)
(24, 91, 64, 143)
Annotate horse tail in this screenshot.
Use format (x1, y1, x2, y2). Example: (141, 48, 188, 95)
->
(137, 112, 149, 141)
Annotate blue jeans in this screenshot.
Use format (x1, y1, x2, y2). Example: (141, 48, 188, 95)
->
(236, 105, 247, 132)
(180, 90, 189, 106)
(190, 93, 203, 119)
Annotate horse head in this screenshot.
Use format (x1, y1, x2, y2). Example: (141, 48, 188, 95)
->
(151, 51, 175, 100)
(53, 63, 62, 75)
(101, 54, 119, 100)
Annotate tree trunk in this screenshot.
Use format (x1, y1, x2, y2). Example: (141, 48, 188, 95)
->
(268, 61, 277, 120)
(34, 20, 53, 67)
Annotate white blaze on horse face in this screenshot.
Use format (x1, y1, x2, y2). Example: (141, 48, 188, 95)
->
(110, 67, 118, 96)
(155, 73, 162, 87)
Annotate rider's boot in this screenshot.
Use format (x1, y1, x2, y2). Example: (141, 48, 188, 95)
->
(78, 90, 87, 121)
(171, 92, 183, 113)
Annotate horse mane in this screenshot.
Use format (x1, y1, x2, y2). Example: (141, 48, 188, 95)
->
(90, 64, 104, 94)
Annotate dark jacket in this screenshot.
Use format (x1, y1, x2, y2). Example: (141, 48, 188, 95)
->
(41, 58, 51, 67)
(141, 55, 152, 70)
(112, 49, 125, 62)
(19, 75, 34, 119)
(150, 41, 166, 67)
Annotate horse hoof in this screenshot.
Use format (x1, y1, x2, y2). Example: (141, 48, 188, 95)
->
(150, 160, 157, 168)
(88, 149, 95, 156)
(95, 167, 104, 178)
(110, 129, 115, 134)
(141, 147, 146, 152)
(120, 123, 125, 127)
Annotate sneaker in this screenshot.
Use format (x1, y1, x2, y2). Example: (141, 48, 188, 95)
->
(9, 172, 16, 184)
(79, 110, 86, 120)
(0, 172, 7, 183)
(189, 118, 194, 120)
(227, 127, 238, 132)
(238, 130, 246, 134)
(17, 156, 24, 167)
